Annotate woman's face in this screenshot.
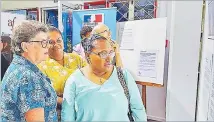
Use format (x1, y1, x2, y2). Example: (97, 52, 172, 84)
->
(88, 39, 115, 73)
(48, 31, 64, 60)
(25, 31, 49, 64)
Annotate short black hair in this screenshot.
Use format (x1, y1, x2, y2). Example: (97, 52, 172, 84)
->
(80, 26, 93, 39)
(48, 26, 62, 36)
(1, 36, 11, 43)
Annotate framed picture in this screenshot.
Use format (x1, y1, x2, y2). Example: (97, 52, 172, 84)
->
(27, 11, 38, 20)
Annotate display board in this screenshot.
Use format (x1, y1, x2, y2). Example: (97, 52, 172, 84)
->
(1, 12, 26, 36)
(72, 8, 117, 46)
(117, 18, 167, 85)
(197, 1, 214, 121)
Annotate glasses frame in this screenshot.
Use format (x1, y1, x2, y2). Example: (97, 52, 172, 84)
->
(21, 39, 50, 48)
(30, 40, 50, 48)
(91, 51, 115, 59)
(49, 38, 63, 48)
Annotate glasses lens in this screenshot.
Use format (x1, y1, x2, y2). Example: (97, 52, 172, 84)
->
(110, 52, 115, 58)
(99, 51, 108, 59)
(41, 40, 48, 48)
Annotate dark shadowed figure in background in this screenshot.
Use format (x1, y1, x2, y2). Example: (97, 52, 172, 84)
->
(1, 36, 13, 80)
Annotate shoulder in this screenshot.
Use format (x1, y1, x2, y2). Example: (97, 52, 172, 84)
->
(37, 58, 58, 71)
(115, 67, 130, 76)
(65, 53, 84, 63)
(67, 69, 82, 82)
(66, 69, 82, 84)
(3, 63, 32, 82)
(2, 66, 44, 94)
(115, 67, 135, 82)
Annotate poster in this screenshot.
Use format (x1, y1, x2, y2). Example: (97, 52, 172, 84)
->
(207, 54, 214, 121)
(72, 8, 117, 46)
(1, 12, 26, 36)
(83, 13, 104, 27)
(27, 11, 38, 20)
(118, 22, 135, 50)
(137, 50, 158, 79)
(7, 10, 27, 15)
(208, 1, 214, 37)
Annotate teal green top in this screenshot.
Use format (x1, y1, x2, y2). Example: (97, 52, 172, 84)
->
(62, 67, 147, 121)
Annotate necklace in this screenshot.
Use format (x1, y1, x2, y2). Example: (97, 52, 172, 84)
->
(92, 70, 107, 85)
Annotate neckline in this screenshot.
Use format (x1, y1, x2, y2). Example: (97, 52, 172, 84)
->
(48, 53, 66, 67)
(78, 66, 115, 86)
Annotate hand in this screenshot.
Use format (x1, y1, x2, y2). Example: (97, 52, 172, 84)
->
(109, 40, 120, 53)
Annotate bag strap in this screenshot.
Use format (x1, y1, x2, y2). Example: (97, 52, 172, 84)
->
(116, 67, 132, 113)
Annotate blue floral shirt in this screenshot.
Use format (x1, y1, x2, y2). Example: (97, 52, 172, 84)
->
(0, 55, 58, 122)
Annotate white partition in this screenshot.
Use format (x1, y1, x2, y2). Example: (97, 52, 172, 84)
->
(197, 1, 214, 121)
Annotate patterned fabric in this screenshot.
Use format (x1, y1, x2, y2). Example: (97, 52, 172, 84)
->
(37, 52, 87, 96)
(81, 34, 107, 54)
(0, 54, 58, 122)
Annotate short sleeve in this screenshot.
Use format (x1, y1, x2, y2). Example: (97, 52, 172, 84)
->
(17, 77, 45, 115)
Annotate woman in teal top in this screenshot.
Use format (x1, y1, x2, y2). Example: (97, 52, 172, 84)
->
(61, 34, 147, 121)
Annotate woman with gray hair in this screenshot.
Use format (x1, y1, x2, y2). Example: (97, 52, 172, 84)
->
(0, 20, 58, 122)
(62, 34, 147, 121)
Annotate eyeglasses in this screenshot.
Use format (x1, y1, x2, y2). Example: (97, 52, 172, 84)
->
(30, 40, 51, 48)
(21, 39, 50, 48)
(49, 39, 63, 48)
(91, 50, 115, 59)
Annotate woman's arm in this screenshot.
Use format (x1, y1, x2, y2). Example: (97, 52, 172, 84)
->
(61, 76, 76, 121)
(57, 96, 63, 105)
(25, 108, 45, 122)
(124, 69, 147, 121)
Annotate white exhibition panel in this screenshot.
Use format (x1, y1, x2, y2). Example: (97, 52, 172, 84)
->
(197, 1, 214, 121)
(117, 18, 167, 85)
(165, 1, 203, 121)
(1, 12, 26, 35)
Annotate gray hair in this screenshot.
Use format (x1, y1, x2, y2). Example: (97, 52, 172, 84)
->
(11, 20, 48, 55)
(81, 34, 107, 54)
